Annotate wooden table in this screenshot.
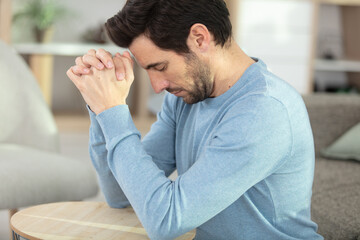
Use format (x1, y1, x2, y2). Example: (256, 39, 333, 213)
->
(10, 202, 195, 240)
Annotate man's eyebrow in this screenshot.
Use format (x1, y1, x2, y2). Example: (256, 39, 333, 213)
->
(145, 61, 168, 70)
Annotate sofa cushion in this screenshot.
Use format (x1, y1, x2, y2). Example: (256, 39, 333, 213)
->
(321, 122, 360, 161)
(312, 184, 360, 240)
(312, 157, 360, 239)
(302, 94, 360, 157)
(0, 144, 98, 209)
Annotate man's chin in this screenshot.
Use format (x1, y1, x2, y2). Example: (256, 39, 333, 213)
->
(182, 95, 204, 104)
(171, 90, 205, 104)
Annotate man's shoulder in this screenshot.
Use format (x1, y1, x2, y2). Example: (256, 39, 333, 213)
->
(233, 61, 305, 118)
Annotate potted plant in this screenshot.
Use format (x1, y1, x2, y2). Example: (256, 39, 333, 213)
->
(13, 0, 68, 42)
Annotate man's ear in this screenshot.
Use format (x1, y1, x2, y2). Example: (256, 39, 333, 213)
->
(187, 23, 211, 53)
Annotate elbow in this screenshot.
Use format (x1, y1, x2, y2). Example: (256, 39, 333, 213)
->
(142, 194, 191, 239)
(145, 221, 186, 240)
(106, 199, 131, 209)
(147, 230, 177, 240)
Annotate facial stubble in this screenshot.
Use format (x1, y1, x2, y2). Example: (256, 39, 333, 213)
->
(182, 53, 213, 104)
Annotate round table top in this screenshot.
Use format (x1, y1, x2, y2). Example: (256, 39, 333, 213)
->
(11, 201, 195, 240)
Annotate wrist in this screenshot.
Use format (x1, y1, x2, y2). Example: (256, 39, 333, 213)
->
(96, 102, 127, 115)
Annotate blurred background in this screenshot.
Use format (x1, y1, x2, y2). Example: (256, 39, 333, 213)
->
(2, 0, 359, 116)
(1, 0, 360, 238)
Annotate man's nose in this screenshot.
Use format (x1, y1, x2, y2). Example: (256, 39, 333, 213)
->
(149, 73, 170, 94)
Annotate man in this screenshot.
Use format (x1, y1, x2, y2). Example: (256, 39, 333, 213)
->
(67, 0, 323, 239)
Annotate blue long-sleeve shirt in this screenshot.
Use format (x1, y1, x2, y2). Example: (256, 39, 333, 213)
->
(88, 59, 323, 240)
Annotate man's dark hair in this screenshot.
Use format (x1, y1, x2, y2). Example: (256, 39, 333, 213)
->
(105, 0, 232, 54)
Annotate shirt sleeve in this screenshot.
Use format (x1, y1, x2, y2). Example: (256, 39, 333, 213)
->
(88, 105, 130, 208)
(95, 95, 292, 240)
(141, 94, 177, 177)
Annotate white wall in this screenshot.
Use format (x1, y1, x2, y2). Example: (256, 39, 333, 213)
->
(232, 1, 348, 93)
(234, 0, 313, 94)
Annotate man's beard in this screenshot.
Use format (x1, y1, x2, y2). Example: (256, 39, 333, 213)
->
(181, 52, 213, 104)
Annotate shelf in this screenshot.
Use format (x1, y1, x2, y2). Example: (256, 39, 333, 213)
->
(314, 59, 360, 72)
(13, 43, 126, 56)
(315, 0, 360, 6)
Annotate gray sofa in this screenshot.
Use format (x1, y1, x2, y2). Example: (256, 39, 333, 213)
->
(303, 94, 360, 240)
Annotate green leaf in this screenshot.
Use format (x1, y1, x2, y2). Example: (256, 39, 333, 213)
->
(13, 0, 69, 30)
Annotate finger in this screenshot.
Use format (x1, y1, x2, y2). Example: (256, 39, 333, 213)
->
(113, 56, 126, 81)
(71, 65, 90, 76)
(120, 55, 134, 83)
(87, 49, 96, 56)
(123, 51, 131, 58)
(66, 67, 82, 89)
(75, 57, 90, 72)
(82, 54, 105, 70)
(122, 51, 132, 61)
(83, 49, 97, 68)
(75, 56, 84, 66)
(96, 48, 114, 69)
(118, 51, 134, 67)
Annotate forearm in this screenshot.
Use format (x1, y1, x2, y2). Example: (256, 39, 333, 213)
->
(97, 106, 187, 239)
(88, 106, 130, 208)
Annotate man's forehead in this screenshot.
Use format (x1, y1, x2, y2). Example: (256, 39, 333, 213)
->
(129, 35, 159, 66)
(129, 35, 160, 55)
(129, 35, 176, 68)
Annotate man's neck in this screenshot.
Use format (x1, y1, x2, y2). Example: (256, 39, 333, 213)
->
(210, 40, 255, 97)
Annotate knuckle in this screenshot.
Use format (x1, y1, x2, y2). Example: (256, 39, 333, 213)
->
(114, 57, 122, 65)
(72, 66, 80, 73)
(82, 54, 88, 62)
(120, 55, 130, 62)
(87, 49, 96, 55)
(82, 54, 94, 63)
(75, 57, 81, 63)
(97, 48, 111, 58)
(67, 68, 77, 80)
(96, 48, 104, 55)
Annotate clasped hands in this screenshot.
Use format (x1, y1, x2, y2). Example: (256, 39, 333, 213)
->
(67, 48, 134, 115)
